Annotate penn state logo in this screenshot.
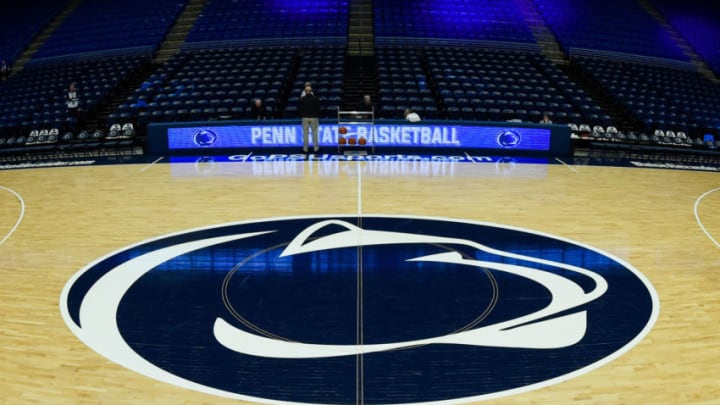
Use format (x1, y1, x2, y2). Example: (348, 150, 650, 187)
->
(496, 129, 521, 148)
(193, 129, 218, 147)
(194, 156, 217, 175)
(60, 216, 658, 404)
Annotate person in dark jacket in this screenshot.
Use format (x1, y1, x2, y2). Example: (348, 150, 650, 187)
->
(357, 95, 374, 112)
(250, 98, 267, 120)
(299, 84, 321, 153)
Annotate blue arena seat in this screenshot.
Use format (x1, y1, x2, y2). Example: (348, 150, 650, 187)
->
(575, 56, 720, 132)
(652, 0, 720, 74)
(187, 0, 349, 44)
(375, 0, 534, 43)
(34, 0, 187, 60)
(0, 0, 71, 65)
(534, 0, 687, 60)
(0, 55, 149, 137)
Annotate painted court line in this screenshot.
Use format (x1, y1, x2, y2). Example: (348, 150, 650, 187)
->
(0, 186, 26, 247)
(138, 156, 164, 174)
(357, 161, 363, 217)
(555, 157, 580, 174)
(356, 160, 365, 404)
(694, 186, 720, 249)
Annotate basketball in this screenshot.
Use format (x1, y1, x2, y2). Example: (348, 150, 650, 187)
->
(339, 126, 347, 135)
(358, 137, 367, 145)
(339, 137, 347, 145)
(348, 137, 356, 145)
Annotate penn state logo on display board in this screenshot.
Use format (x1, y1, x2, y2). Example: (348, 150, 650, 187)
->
(60, 216, 659, 404)
(193, 128, 218, 147)
(496, 129, 522, 148)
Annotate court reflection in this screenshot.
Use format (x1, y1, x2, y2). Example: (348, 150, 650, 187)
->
(170, 155, 550, 179)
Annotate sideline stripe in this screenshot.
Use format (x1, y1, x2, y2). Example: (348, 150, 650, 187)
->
(694, 186, 720, 249)
(138, 156, 164, 174)
(0, 186, 25, 246)
(555, 157, 580, 174)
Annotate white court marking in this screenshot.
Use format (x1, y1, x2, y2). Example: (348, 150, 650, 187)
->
(0, 185, 25, 246)
(694, 186, 720, 249)
(138, 156, 165, 174)
(555, 157, 580, 174)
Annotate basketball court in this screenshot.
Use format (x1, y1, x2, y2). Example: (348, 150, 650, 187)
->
(1, 157, 719, 404)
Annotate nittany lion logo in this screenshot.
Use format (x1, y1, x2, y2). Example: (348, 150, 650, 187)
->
(496, 129, 522, 148)
(193, 129, 218, 147)
(60, 216, 658, 405)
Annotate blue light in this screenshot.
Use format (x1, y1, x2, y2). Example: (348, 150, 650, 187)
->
(374, 0, 533, 42)
(167, 123, 553, 151)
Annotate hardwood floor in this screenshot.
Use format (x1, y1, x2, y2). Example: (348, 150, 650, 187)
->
(1, 160, 718, 404)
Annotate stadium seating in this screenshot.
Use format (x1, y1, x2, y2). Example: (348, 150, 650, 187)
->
(652, 0, 720, 74)
(117, 45, 346, 126)
(119, 47, 303, 126)
(377, 46, 605, 125)
(289, 47, 346, 118)
(0, 55, 149, 148)
(186, 0, 349, 43)
(374, 0, 535, 44)
(533, 0, 687, 60)
(33, 0, 187, 60)
(0, 0, 70, 65)
(575, 57, 720, 133)
(376, 47, 436, 119)
(0, 0, 718, 156)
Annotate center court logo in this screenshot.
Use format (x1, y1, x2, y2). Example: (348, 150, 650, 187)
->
(60, 216, 659, 405)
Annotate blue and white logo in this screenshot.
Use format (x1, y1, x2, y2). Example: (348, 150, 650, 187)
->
(193, 129, 218, 147)
(496, 129, 522, 148)
(61, 216, 658, 404)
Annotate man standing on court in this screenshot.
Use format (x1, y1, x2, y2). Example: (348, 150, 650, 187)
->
(299, 83, 321, 153)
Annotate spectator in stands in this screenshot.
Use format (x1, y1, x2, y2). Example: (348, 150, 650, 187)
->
(250, 98, 267, 120)
(0, 60, 8, 80)
(299, 84, 321, 153)
(540, 113, 553, 124)
(67, 82, 80, 121)
(404, 108, 421, 123)
(357, 95, 374, 112)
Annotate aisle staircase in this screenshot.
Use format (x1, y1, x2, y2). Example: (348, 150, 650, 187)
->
(347, 0, 374, 56)
(513, 0, 566, 64)
(154, 0, 208, 63)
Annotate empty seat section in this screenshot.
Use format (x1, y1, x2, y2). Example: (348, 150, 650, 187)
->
(575, 57, 720, 132)
(33, 0, 187, 59)
(374, 0, 535, 43)
(376, 47, 433, 119)
(187, 0, 349, 43)
(533, 0, 687, 60)
(652, 0, 720, 74)
(403, 46, 605, 123)
(0, 0, 71, 65)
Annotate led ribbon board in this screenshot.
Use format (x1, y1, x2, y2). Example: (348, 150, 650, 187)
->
(166, 124, 552, 151)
